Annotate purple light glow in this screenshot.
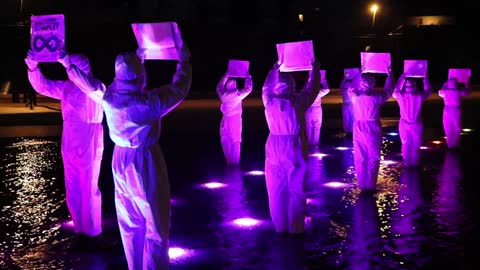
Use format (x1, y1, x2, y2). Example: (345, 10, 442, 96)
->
(309, 152, 328, 159)
(244, 170, 265, 176)
(380, 159, 398, 165)
(61, 220, 74, 228)
(323, 181, 349, 188)
(202, 182, 226, 189)
(169, 247, 191, 260)
(387, 132, 399, 136)
(232, 217, 260, 227)
(335, 146, 350, 151)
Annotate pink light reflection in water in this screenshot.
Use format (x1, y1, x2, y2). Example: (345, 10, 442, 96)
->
(169, 247, 193, 260)
(201, 182, 226, 189)
(244, 170, 265, 176)
(323, 182, 349, 188)
(61, 220, 74, 229)
(309, 152, 328, 159)
(232, 217, 260, 227)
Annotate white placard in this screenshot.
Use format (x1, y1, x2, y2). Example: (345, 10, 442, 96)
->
(360, 52, 391, 74)
(448, 68, 471, 85)
(404, 60, 428, 78)
(131, 22, 183, 60)
(227, 59, 249, 77)
(30, 14, 65, 62)
(276, 40, 315, 72)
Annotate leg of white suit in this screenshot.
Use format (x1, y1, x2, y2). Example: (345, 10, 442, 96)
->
(353, 121, 381, 190)
(443, 106, 462, 149)
(306, 108, 322, 145)
(220, 115, 242, 165)
(62, 123, 103, 236)
(400, 120, 422, 167)
(113, 144, 170, 270)
(287, 147, 307, 234)
(342, 103, 354, 133)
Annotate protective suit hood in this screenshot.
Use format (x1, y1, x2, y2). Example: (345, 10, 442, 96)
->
(359, 74, 376, 92)
(274, 73, 295, 95)
(115, 52, 145, 82)
(70, 54, 91, 75)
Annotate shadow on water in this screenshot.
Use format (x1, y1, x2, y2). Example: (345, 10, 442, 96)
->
(0, 115, 479, 269)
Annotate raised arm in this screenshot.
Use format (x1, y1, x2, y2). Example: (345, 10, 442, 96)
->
(318, 77, 330, 98)
(25, 50, 65, 100)
(58, 51, 106, 103)
(422, 75, 433, 100)
(216, 73, 229, 97)
(262, 62, 281, 104)
(297, 60, 321, 107)
(382, 69, 395, 102)
(461, 80, 472, 96)
(149, 45, 192, 116)
(238, 74, 253, 99)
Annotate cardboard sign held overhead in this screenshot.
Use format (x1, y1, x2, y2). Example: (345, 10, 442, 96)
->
(360, 52, 391, 74)
(404, 60, 428, 78)
(227, 60, 249, 78)
(276, 40, 314, 72)
(131, 22, 183, 60)
(30, 14, 65, 62)
(448, 68, 471, 85)
(344, 68, 360, 79)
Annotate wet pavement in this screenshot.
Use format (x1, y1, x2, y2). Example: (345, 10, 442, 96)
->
(0, 93, 479, 270)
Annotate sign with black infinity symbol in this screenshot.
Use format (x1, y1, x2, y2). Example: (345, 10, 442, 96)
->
(30, 14, 65, 63)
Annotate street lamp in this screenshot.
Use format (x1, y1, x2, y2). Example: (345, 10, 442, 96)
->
(370, 4, 379, 27)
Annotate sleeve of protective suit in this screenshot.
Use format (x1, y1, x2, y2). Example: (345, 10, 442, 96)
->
(394, 73, 406, 92)
(238, 75, 253, 99)
(150, 61, 192, 116)
(27, 68, 66, 100)
(262, 68, 279, 104)
(297, 66, 321, 107)
(216, 74, 229, 97)
(317, 81, 330, 98)
(438, 81, 447, 98)
(422, 76, 433, 100)
(461, 82, 472, 96)
(381, 72, 395, 103)
(66, 64, 106, 104)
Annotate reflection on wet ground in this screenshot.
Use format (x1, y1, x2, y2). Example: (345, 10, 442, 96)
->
(1, 123, 478, 270)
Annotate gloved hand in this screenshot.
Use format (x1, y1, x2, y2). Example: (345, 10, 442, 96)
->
(25, 50, 38, 71)
(57, 50, 72, 68)
(136, 47, 146, 63)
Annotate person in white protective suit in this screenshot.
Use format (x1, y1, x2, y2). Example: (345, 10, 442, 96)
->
(438, 77, 471, 149)
(349, 71, 394, 191)
(393, 73, 432, 167)
(24, 50, 104, 238)
(262, 59, 321, 234)
(216, 73, 253, 165)
(305, 70, 330, 146)
(340, 73, 356, 135)
(61, 44, 192, 269)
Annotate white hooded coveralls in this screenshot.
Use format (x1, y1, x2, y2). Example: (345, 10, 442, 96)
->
(67, 52, 192, 270)
(349, 73, 394, 190)
(262, 65, 320, 234)
(305, 74, 330, 146)
(28, 55, 104, 237)
(216, 75, 253, 165)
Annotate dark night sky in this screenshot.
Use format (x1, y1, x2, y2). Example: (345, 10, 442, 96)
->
(0, 0, 477, 90)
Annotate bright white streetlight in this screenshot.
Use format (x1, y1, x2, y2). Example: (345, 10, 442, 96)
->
(370, 4, 379, 27)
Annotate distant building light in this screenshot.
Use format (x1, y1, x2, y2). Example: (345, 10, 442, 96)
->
(298, 14, 304, 22)
(407, 16, 455, 26)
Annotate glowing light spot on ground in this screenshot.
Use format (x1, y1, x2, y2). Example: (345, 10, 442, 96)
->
(202, 182, 226, 189)
(244, 170, 265, 176)
(309, 153, 328, 159)
(324, 182, 349, 188)
(335, 146, 350, 151)
(233, 217, 260, 227)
